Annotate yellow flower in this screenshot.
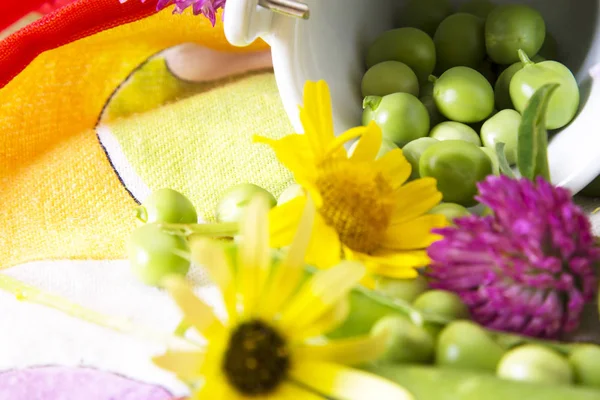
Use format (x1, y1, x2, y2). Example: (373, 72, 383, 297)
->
(255, 80, 447, 281)
(153, 195, 413, 399)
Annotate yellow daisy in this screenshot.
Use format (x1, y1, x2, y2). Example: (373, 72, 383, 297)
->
(154, 195, 413, 399)
(254, 80, 447, 281)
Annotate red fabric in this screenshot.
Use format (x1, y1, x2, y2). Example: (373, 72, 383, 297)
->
(0, 0, 158, 88)
(39, 0, 79, 14)
(0, 0, 47, 31)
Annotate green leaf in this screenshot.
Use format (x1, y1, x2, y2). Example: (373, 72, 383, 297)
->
(517, 83, 560, 181)
(495, 142, 516, 178)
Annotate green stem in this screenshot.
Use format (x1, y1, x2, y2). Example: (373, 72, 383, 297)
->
(490, 330, 583, 355)
(134, 206, 148, 223)
(354, 284, 450, 326)
(428, 75, 438, 84)
(174, 318, 192, 337)
(160, 222, 239, 238)
(363, 95, 382, 111)
(0, 274, 198, 350)
(517, 49, 534, 66)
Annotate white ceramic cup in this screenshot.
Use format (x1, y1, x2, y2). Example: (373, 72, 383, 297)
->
(224, 0, 600, 194)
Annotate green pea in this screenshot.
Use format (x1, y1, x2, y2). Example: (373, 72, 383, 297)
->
(538, 32, 559, 60)
(277, 183, 304, 206)
(569, 344, 600, 387)
(494, 61, 524, 110)
(137, 188, 197, 224)
(372, 315, 435, 364)
(216, 183, 276, 223)
(468, 108, 497, 134)
(480, 109, 521, 165)
(361, 61, 420, 97)
(419, 140, 493, 206)
(413, 290, 470, 321)
(432, 66, 494, 123)
(497, 345, 573, 385)
(363, 94, 430, 147)
(436, 320, 506, 371)
(428, 202, 471, 223)
(479, 147, 500, 175)
(366, 28, 437, 84)
(458, 0, 496, 19)
(419, 95, 446, 127)
(434, 13, 486, 73)
(510, 51, 580, 129)
(349, 137, 399, 160)
(375, 275, 429, 303)
(401, 137, 439, 180)
(398, 0, 453, 37)
(485, 4, 546, 64)
(495, 54, 552, 112)
(429, 121, 482, 146)
(128, 223, 190, 286)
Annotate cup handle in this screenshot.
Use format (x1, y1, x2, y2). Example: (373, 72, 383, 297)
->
(224, 0, 274, 47)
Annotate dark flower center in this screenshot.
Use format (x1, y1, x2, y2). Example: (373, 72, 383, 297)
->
(222, 320, 290, 396)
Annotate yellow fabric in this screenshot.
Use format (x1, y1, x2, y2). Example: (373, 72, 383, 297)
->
(107, 71, 294, 223)
(0, 10, 292, 269)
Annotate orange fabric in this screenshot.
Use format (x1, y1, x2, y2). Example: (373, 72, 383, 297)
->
(0, 9, 268, 268)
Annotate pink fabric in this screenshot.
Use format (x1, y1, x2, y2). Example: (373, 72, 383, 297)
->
(0, 366, 175, 400)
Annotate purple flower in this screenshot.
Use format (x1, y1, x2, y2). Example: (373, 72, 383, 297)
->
(427, 175, 600, 339)
(155, 0, 226, 26)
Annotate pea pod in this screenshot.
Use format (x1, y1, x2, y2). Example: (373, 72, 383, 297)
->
(365, 364, 600, 400)
(516, 82, 559, 181)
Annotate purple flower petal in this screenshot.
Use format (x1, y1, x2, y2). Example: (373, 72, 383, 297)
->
(429, 176, 600, 339)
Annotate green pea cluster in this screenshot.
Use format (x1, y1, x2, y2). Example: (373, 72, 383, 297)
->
(127, 188, 198, 286)
(353, 274, 600, 395)
(127, 185, 277, 287)
(361, 0, 580, 207)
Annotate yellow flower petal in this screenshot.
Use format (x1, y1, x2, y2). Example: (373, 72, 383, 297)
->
(391, 178, 442, 225)
(260, 196, 316, 319)
(269, 196, 307, 248)
(349, 121, 383, 162)
(304, 213, 342, 268)
(253, 134, 316, 184)
(364, 249, 430, 278)
(287, 297, 350, 341)
(279, 261, 364, 333)
(382, 214, 447, 250)
(324, 125, 370, 159)
(163, 276, 225, 339)
(300, 80, 335, 157)
(193, 373, 243, 400)
(375, 148, 411, 189)
(189, 238, 237, 323)
(275, 383, 326, 399)
(152, 350, 205, 382)
(238, 195, 272, 318)
(291, 362, 414, 400)
(294, 324, 389, 366)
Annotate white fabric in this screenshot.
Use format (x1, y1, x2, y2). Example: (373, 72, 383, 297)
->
(0, 260, 220, 397)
